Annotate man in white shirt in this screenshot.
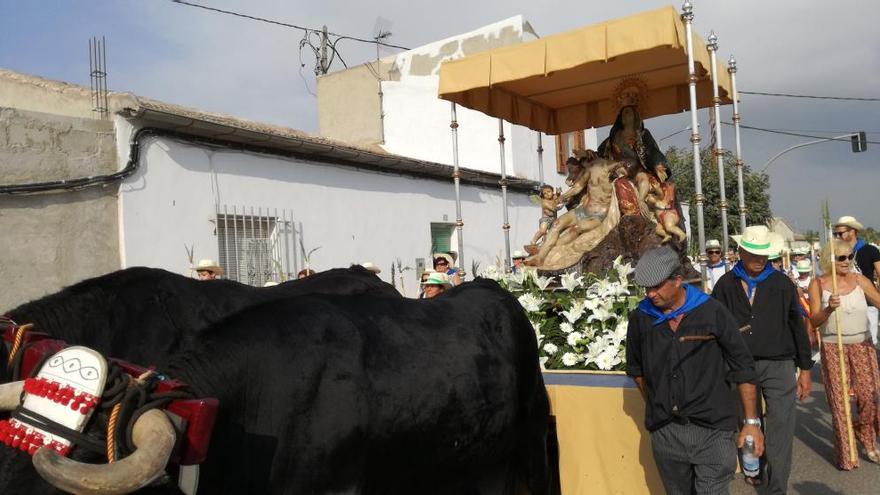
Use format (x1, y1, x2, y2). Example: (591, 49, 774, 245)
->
(696, 239, 728, 291)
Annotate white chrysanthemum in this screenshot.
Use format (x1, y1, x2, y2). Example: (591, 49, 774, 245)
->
(543, 343, 559, 355)
(559, 322, 575, 334)
(596, 349, 623, 371)
(566, 331, 584, 347)
(583, 297, 601, 311)
(561, 352, 578, 367)
(517, 293, 543, 313)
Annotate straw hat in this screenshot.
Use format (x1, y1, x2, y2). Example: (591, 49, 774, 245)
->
(512, 250, 527, 260)
(191, 259, 224, 276)
(731, 226, 785, 257)
(795, 260, 813, 273)
(360, 262, 382, 274)
(421, 272, 452, 288)
(706, 239, 722, 249)
(432, 253, 455, 266)
(834, 215, 864, 231)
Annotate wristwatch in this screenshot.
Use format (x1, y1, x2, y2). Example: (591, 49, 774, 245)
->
(743, 418, 762, 426)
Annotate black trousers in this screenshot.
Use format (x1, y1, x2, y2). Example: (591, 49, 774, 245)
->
(651, 422, 737, 495)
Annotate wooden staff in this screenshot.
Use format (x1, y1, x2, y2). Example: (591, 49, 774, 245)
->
(828, 235, 858, 464)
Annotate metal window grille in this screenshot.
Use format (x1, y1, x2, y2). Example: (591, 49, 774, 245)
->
(215, 206, 298, 286)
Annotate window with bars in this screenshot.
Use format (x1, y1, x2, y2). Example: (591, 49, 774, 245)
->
(216, 213, 281, 286)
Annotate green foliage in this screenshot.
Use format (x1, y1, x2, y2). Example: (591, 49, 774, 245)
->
(667, 146, 772, 249)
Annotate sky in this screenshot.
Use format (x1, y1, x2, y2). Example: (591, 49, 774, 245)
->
(1, 0, 878, 234)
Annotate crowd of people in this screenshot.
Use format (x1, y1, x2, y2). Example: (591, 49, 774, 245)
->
(189, 213, 879, 492)
(629, 216, 880, 494)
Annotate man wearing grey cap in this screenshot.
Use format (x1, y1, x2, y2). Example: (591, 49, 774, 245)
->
(627, 246, 763, 494)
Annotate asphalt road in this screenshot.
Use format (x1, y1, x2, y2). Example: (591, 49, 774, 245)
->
(730, 360, 880, 495)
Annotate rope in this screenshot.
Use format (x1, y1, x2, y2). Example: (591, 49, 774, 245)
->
(6, 323, 31, 367)
(107, 402, 123, 463)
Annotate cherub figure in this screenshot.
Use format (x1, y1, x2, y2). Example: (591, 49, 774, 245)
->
(529, 185, 562, 246)
(645, 164, 687, 244)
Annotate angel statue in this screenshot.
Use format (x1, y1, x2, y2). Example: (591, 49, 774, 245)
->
(529, 185, 562, 246)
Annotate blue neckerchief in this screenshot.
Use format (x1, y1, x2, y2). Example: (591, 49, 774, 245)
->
(638, 284, 711, 326)
(732, 261, 775, 299)
(708, 261, 726, 269)
(854, 238, 866, 254)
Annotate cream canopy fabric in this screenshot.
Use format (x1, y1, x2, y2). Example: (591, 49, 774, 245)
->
(438, 6, 732, 135)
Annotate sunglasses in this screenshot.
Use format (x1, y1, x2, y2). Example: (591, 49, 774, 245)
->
(832, 230, 851, 238)
(707, 250, 721, 255)
(835, 253, 855, 262)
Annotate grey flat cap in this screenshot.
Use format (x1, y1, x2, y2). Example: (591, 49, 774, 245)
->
(634, 246, 681, 287)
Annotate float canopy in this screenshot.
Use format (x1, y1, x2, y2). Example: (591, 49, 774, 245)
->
(438, 6, 732, 135)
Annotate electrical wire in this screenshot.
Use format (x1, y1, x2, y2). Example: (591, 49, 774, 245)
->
(170, 0, 410, 50)
(721, 122, 880, 145)
(739, 90, 880, 102)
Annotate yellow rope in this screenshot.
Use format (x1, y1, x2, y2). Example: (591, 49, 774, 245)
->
(7, 323, 32, 366)
(106, 402, 122, 463)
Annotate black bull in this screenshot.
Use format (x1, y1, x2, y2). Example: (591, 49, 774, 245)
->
(3, 266, 399, 379)
(0, 278, 551, 494)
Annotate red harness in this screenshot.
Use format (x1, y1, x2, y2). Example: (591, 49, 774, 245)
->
(2, 325, 217, 466)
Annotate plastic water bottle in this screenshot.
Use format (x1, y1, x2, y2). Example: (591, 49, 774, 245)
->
(741, 435, 760, 477)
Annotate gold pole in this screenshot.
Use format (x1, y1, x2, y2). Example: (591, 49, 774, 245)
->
(828, 236, 857, 464)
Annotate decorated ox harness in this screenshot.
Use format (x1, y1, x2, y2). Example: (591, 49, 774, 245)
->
(1, 319, 218, 482)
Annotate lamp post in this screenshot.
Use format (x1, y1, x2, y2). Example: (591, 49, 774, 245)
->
(761, 133, 867, 172)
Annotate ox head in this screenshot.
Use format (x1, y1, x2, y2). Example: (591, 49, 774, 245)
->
(0, 381, 178, 494)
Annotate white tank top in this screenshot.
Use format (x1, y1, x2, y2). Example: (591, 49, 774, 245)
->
(820, 285, 870, 344)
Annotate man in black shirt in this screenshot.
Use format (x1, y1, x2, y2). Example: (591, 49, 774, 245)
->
(627, 246, 763, 494)
(712, 226, 813, 493)
(833, 215, 880, 347)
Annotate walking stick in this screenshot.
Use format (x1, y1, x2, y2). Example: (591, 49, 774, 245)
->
(825, 202, 857, 464)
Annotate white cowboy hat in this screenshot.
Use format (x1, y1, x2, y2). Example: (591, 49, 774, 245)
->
(512, 250, 527, 259)
(795, 260, 813, 273)
(706, 239, 722, 249)
(360, 262, 382, 274)
(731, 226, 785, 257)
(421, 272, 452, 288)
(432, 253, 455, 266)
(191, 259, 224, 276)
(834, 215, 864, 232)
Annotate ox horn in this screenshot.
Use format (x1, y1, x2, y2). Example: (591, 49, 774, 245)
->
(32, 408, 176, 495)
(0, 381, 24, 410)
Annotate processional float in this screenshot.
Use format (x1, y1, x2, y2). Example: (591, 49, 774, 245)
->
(439, 2, 751, 289)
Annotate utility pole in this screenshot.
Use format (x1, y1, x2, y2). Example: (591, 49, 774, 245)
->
(319, 25, 329, 75)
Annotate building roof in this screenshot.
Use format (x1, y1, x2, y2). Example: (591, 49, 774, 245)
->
(0, 67, 538, 192)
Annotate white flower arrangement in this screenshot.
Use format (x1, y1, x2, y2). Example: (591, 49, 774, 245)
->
(483, 259, 639, 371)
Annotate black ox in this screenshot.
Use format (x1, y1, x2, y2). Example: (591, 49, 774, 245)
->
(0, 278, 550, 494)
(3, 266, 398, 380)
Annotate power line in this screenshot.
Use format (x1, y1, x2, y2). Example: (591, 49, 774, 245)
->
(740, 90, 880, 102)
(721, 122, 880, 145)
(170, 0, 411, 50)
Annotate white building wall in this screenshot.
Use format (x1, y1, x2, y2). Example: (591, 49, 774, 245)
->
(117, 128, 542, 297)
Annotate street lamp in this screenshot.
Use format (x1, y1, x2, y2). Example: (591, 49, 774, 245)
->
(761, 131, 868, 172)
